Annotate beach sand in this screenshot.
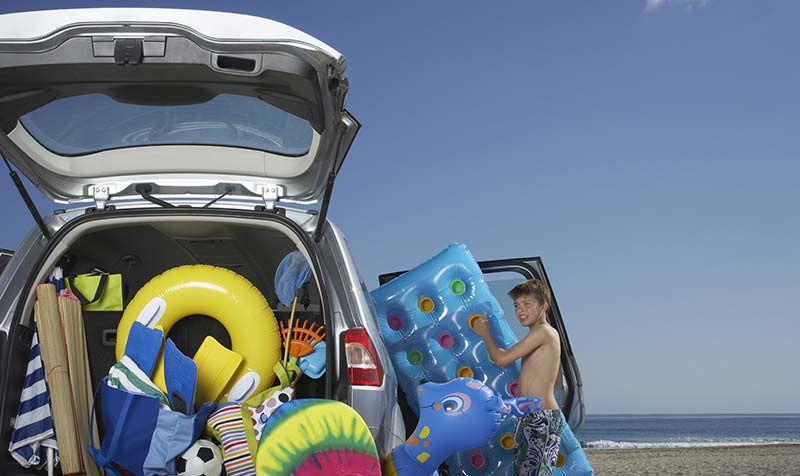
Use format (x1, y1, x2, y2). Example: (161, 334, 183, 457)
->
(585, 444, 800, 476)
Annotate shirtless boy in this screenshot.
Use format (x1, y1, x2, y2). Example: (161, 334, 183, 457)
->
(472, 279, 563, 476)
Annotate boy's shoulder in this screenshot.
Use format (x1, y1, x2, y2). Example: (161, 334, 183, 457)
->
(527, 323, 560, 342)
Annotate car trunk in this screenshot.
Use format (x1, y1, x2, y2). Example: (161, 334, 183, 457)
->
(0, 209, 332, 474)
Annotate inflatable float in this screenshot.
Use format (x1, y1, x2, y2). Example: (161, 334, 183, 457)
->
(115, 265, 282, 403)
(384, 377, 542, 476)
(371, 243, 594, 476)
(256, 399, 380, 476)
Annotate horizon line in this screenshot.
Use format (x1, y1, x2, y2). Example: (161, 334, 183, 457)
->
(586, 412, 800, 416)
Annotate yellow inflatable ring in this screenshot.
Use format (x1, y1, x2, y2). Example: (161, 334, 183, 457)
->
(115, 265, 281, 403)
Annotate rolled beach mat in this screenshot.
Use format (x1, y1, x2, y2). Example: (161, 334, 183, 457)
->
(59, 293, 101, 476)
(35, 284, 83, 475)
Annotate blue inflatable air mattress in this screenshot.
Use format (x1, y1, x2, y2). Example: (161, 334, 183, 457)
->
(371, 243, 593, 476)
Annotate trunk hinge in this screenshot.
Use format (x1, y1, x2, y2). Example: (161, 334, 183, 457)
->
(90, 185, 111, 210)
(2, 156, 50, 240)
(314, 172, 336, 243)
(259, 184, 285, 212)
(314, 111, 361, 243)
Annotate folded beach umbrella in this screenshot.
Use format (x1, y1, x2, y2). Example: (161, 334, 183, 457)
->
(8, 325, 59, 470)
(274, 251, 312, 367)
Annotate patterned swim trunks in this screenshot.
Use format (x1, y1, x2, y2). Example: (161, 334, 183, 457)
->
(514, 409, 564, 476)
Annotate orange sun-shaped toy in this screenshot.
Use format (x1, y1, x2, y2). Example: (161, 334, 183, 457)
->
(280, 319, 326, 358)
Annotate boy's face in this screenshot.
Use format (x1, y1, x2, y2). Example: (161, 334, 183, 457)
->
(513, 295, 548, 327)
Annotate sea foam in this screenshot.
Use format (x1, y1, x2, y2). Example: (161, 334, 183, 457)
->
(585, 439, 800, 449)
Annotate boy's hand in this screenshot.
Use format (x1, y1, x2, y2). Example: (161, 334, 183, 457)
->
(471, 314, 491, 338)
(503, 397, 545, 417)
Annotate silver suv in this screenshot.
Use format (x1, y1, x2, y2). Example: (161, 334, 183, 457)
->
(0, 9, 584, 476)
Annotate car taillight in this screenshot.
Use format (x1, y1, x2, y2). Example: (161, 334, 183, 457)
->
(344, 327, 384, 387)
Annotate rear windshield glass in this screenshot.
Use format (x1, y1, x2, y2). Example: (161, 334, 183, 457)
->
(20, 93, 313, 156)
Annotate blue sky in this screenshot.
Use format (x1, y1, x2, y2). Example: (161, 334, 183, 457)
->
(1, 0, 798, 414)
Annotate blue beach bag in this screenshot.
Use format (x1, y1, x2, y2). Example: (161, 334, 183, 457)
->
(89, 379, 213, 476)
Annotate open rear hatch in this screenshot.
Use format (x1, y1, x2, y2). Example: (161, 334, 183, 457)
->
(0, 8, 359, 224)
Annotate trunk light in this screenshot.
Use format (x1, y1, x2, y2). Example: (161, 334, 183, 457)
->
(344, 327, 384, 387)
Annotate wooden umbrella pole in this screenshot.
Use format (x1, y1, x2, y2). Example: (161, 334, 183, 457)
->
(282, 294, 298, 369)
(35, 284, 83, 476)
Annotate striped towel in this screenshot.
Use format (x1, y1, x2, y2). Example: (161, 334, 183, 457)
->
(106, 355, 170, 409)
(208, 403, 256, 476)
(8, 328, 59, 468)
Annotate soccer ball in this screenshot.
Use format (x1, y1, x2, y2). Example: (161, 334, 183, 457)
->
(176, 439, 223, 476)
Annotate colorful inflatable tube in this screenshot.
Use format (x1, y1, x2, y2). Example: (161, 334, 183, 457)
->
(116, 265, 282, 403)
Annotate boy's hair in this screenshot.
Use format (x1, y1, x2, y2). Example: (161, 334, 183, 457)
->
(507, 279, 552, 306)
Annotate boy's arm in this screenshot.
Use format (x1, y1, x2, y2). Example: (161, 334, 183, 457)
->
(472, 316, 546, 367)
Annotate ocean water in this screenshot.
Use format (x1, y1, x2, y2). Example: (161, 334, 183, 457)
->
(574, 414, 800, 449)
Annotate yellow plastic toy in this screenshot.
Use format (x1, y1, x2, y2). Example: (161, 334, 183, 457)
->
(193, 336, 244, 404)
(115, 265, 281, 403)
